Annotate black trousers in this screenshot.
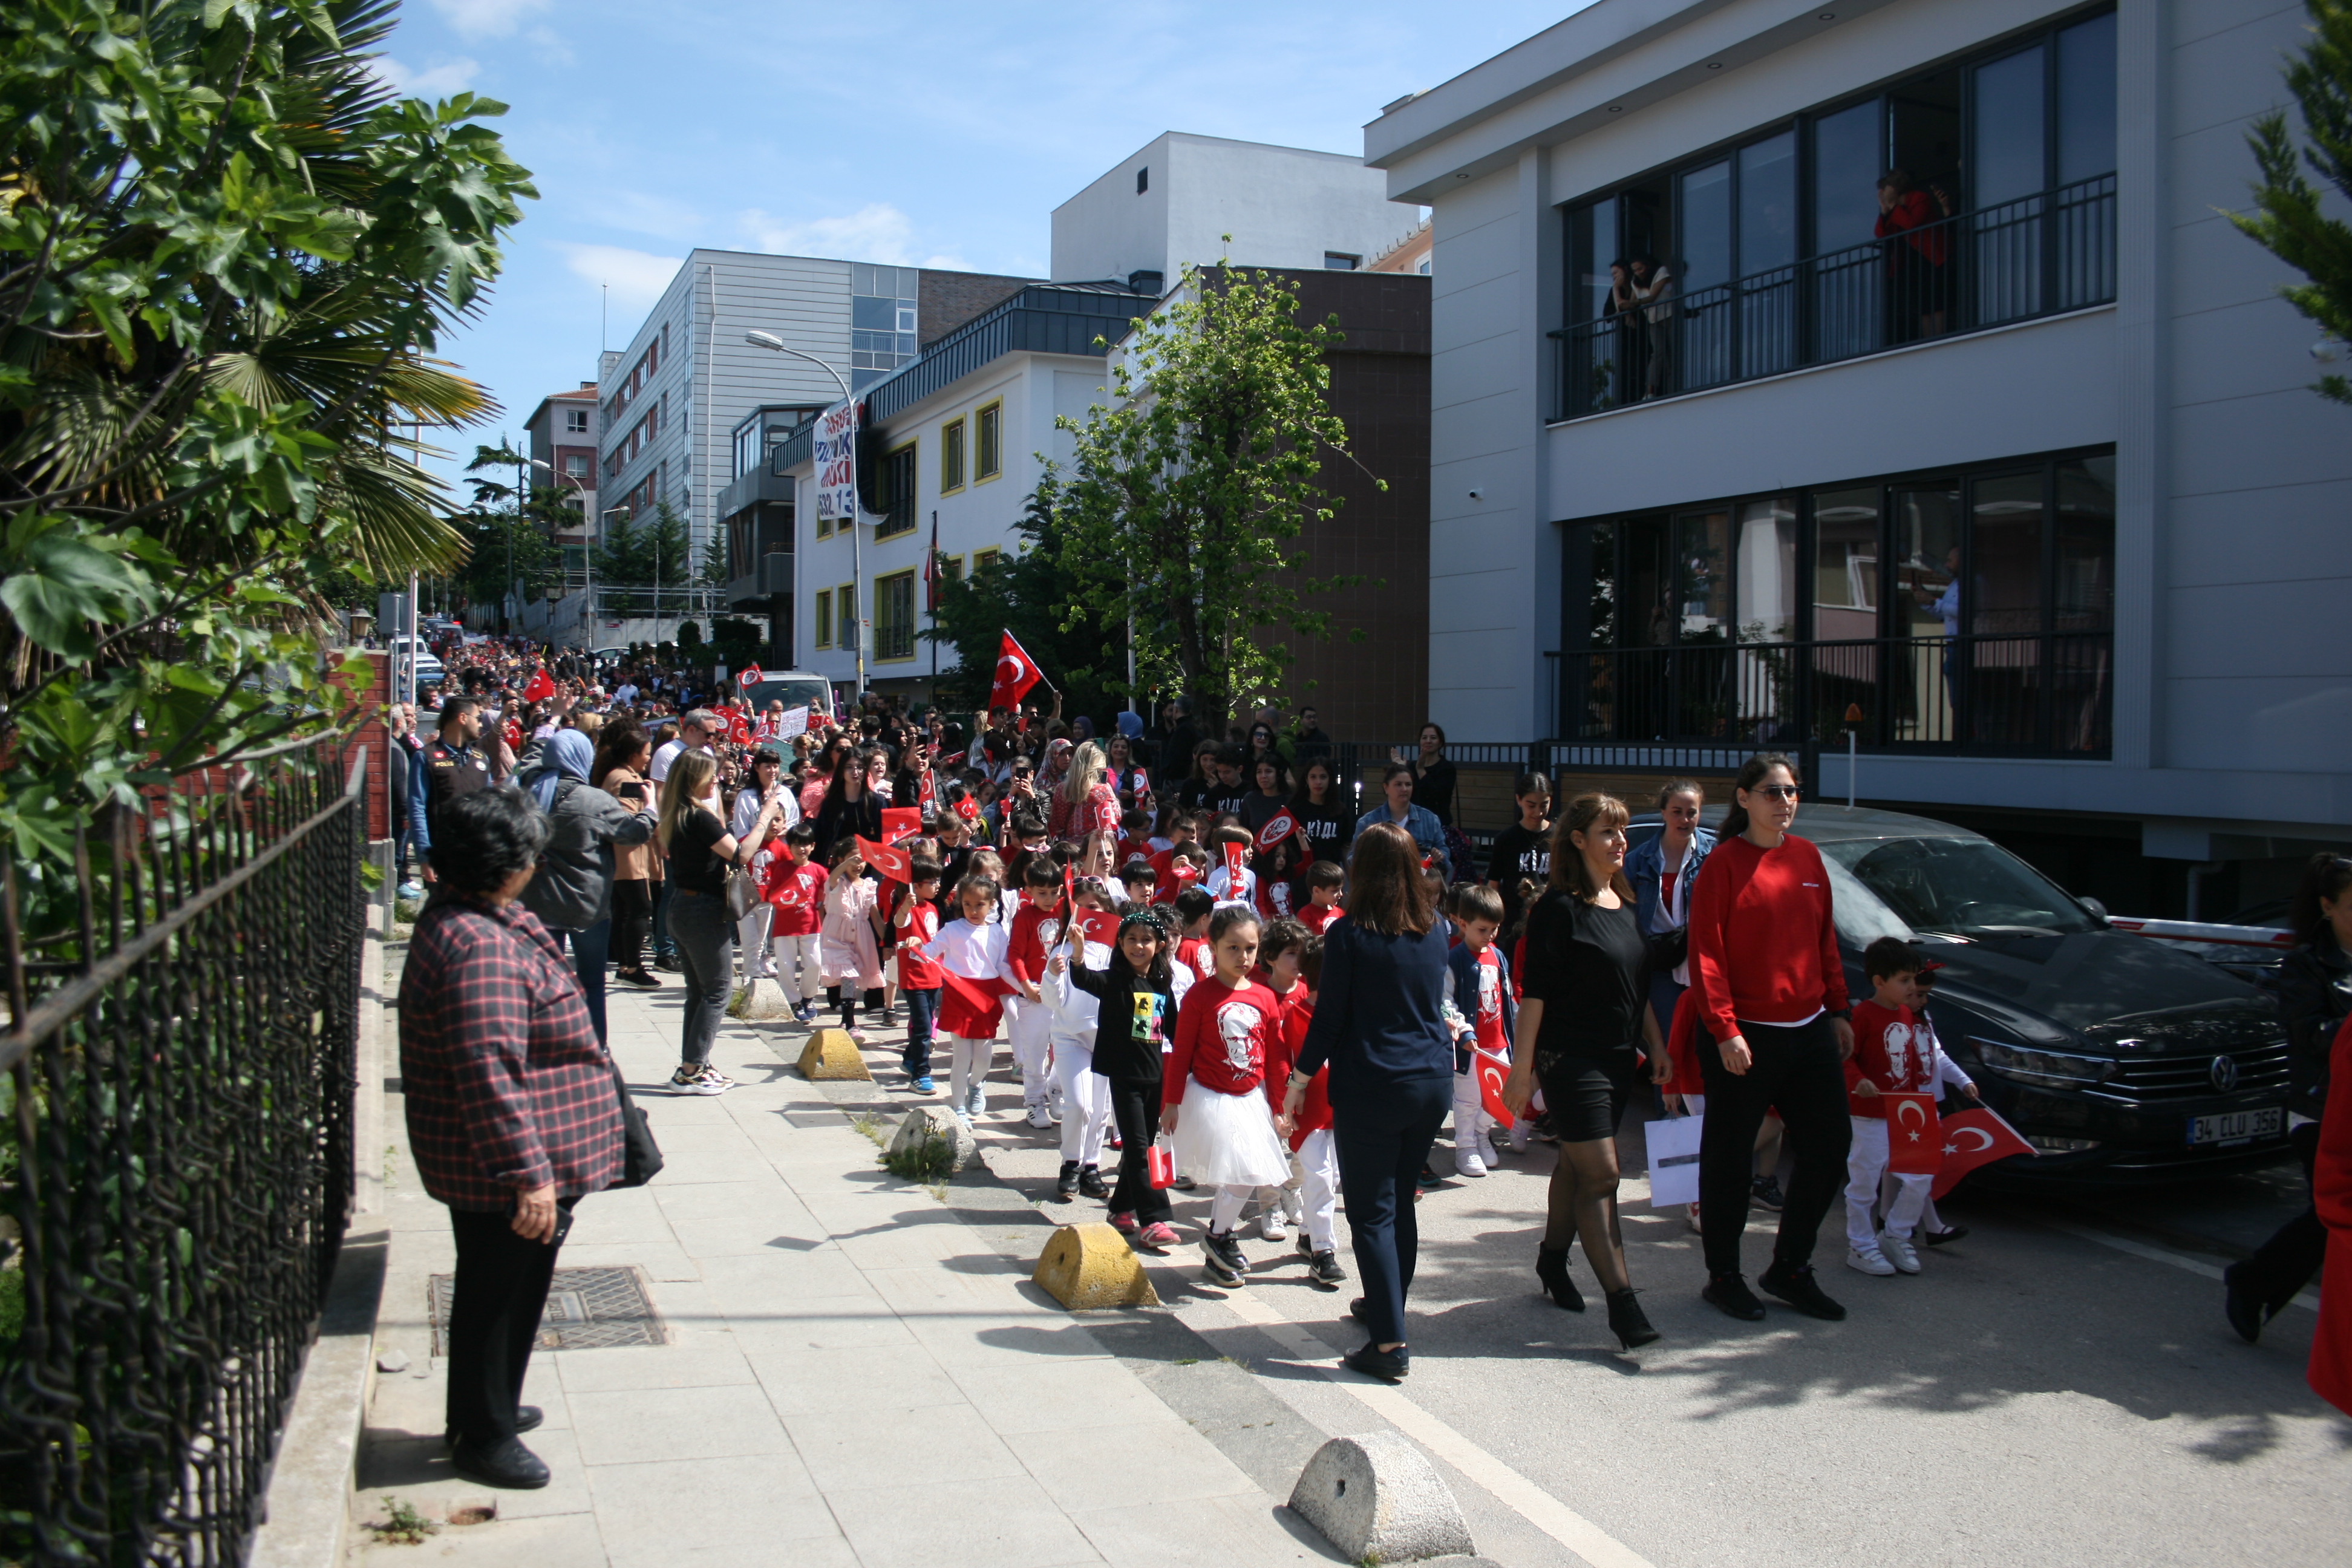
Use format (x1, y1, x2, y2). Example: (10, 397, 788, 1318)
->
(610, 878, 652, 975)
(1103, 1077, 1174, 1225)
(2239, 1121, 2327, 1312)
(445, 1200, 573, 1447)
(1333, 1076, 1452, 1348)
(1695, 1016, 1851, 1278)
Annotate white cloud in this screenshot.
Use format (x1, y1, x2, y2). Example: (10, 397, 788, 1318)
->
(426, 0, 550, 41)
(525, 25, 576, 67)
(373, 54, 481, 98)
(554, 243, 684, 313)
(740, 204, 917, 264)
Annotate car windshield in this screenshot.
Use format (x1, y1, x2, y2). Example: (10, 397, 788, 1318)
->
(1818, 836, 2099, 939)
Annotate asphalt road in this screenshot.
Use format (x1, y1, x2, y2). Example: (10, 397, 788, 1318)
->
(979, 1108, 2348, 1568)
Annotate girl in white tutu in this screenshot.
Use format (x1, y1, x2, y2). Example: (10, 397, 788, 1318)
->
(1161, 906, 1294, 1287)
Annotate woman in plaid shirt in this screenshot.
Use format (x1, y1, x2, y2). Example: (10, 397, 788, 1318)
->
(400, 787, 623, 1491)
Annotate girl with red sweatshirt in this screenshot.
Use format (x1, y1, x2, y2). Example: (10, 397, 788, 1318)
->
(1162, 906, 1295, 1288)
(1685, 753, 1857, 1327)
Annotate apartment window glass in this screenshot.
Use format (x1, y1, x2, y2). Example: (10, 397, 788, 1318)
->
(875, 570, 916, 661)
(1973, 46, 2048, 207)
(2057, 11, 2118, 185)
(975, 403, 1002, 480)
(852, 264, 920, 389)
(1811, 487, 1880, 642)
(563, 454, 589, 479)
(565, 408, 589, 433)
(814, 586, 832, 649)
(1674, 510, 1732, 644)
(1969, 473, 2046, 638)
(1735, 498, 1798, 642)
(1323, 252, 1361, 270)
(1136, 166, 1148, 194)
(973, 547, 1000, 575)
(1892, 485, 1964, 642)
(1737, 132, 1798, 276)
(941, 418, 966, 492)
(2053, 457, 2115, 630)
(874, 442, 917, 538)
(837, 584, 858, 650)
(1812, 100, 1883, 254)
(941, 554, 964, 586)
(1567, 200, 1615, 325)
(1679, 160, 1733, 293)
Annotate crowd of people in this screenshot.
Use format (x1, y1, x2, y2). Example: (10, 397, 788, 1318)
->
(391, 644, 2352, 1489)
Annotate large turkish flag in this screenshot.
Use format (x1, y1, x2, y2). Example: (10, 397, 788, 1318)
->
(987, 631, 1044, 715)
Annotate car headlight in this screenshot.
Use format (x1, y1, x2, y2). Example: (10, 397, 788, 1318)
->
(1973, 1038, 2115, 1089)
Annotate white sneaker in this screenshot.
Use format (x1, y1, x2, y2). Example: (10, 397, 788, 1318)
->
(1879, 1232, 1921, 1274)
(1258, 1209, 1289, 1243)
(1455, 1145, 1488, 1178)
(1478, 1129, 1501, 1166)
(965, 1084, 986, 1119)
(1025, 1103, 1054, 1131)
(671, 1065, 731, 1097)
(1508, 1120, 1531, 1154)
(1846, 1244, 1896, 1276)
(1684, 1203, 1703, 1235)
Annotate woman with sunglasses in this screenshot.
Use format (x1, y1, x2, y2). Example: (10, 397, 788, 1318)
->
(1685, 752, 1857, 1325)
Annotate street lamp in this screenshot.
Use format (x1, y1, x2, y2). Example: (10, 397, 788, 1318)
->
(745, 329, 864, 701)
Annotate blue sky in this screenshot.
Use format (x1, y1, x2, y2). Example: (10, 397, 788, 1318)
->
(379, 0, 1592, 483)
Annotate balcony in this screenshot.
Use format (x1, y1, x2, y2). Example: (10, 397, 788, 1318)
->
(1550, 177, 2115, 421)
(1560, 631, 2112, 759)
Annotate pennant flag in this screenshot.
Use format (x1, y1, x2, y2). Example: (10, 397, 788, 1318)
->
(1255, 808, 1301, 854)
(1472, 1046, 1515, 1130)
(988, 630, 1045, 716)
(737, 664, 762, 690)
(521, 668, 555, 704)
(1221, 840, 1247, 885)
(1931, 1105, 2035, 1197)
(880, 807, 922, 846)
(857, 835, 912, 884)
(1883, 1092, 1941, 1175)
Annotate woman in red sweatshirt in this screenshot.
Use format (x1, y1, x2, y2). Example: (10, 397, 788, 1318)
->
(1686, 753, 1856, 1325)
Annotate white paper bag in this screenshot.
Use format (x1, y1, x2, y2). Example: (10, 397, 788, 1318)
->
(1645, 1113, 1705, 1209)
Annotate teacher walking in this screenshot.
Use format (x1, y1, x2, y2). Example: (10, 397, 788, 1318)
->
(1688, 752, 1855, 1324)
(1285, 823, 1462, 1382)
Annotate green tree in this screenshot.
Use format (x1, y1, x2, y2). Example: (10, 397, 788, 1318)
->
(0, 0, 532, 867)
(926, 492, 1126, 720)
(592, 500, 690, 594)
(1037, 261, 1376, 730)
(2232, 0, 2352, 403)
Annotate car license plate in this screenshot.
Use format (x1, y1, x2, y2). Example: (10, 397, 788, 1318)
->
(2186, 1107, 2281, 1146)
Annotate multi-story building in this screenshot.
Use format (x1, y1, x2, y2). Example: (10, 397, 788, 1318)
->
(521, 381, 599, 547)
(600, 250, 1036, 642)
(1367, 0, 2351, 913)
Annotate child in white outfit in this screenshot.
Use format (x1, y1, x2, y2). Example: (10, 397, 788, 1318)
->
(923, 875, 1010, 1124)
(1844, 939, 1978, 1276)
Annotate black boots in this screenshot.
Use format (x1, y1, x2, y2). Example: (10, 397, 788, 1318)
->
(1605, 1288, 1659, 1350)
(1535, 1245, 1586, 1313)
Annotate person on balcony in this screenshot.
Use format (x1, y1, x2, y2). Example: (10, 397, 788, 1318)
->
(1876, 169, 1950, 339)
(1630, 255, 1676, 399)
(1603, 258, 1644, 407)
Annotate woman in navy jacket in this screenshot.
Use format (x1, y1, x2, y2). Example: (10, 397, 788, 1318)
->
(1285, 823, 1463, 1382)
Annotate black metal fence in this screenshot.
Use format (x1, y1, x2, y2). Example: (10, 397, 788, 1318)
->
(0, 746, 367, 1567)
(1552, 175, 2117, 419)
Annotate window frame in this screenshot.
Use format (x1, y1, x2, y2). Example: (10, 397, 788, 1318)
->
(873, 568, 919, 664)
(813, 585, 833, 649)
(939, 417, 967, 495)
(837, 583, 858, 650)
(973, 400, 1004, 484)
(973, 546, 1001, 575)
(874, 439, 919, 539)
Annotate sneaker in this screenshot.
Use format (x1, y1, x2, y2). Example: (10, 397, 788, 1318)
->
(654, 954, 681, 973)
(1758, 1259, 1847, 1321)
(1258, 1208, 1289, 1243)
(1295, 1231, 1315, 1260)
(1025, 1104, 1054, 1131)
(1306, 1249, 1348, 1289)
(1416, 1165, 1443, 1192)
(1478, 1129, 1501, 1166)
(1108, 1210, 1139, 1235)
(965, 1085, 986, 1119)
(396, 880, 423, 901)
(1846, 1244, 1897, 1276)
(1702, 1272, 1768, 1321)
(1684, 1202, 1703, 1235)
(1201, 1234, 1244, 1287)
(1455, 1146, 1488, 1179)
(1077, 1166, 1109, 1200)
(1046, 1082, 1065, 1123)
(912, 1076, 936, 1095)
(1749, 1175, 1786, 1212)
(789, 1001, 815, 1025)
(671, 1065, 729, 1096)
(1343, 1342, 1409, 1382)
(1508, 1120, 1531, 1154)
(848, 1027, 871, 1046)
(1105, 1128, 1124, 1152)
(1137, 1221, 1180, 1250)
(1054, 1160, 1080, 1201)
(1878, 1232, 1921, 1275)
(617, 969, 661, 989)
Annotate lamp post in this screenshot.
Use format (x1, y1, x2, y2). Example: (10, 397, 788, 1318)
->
(745, 330, 863, 702)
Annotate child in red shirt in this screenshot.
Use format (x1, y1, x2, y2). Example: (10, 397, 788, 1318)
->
(1844, 938, 1977, 1277)
(1258, 924, 1347, 1289)
(1298, 861, 1345, 935)
(1171, 887, 1217, 981)
(760, 822, 828, 1025)
(893, 860, 946, 1089)
(1004, 859, 1062, 1129)
(1163, 906, 1295, 1288)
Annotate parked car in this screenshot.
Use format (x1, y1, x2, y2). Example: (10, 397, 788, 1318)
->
(738, 669, 833, 727)
(1629, 803, 2292, 1191)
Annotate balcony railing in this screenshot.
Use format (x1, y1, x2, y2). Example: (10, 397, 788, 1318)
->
(1550, 175, 2116, 420)
(1560, 631, 2113, 757)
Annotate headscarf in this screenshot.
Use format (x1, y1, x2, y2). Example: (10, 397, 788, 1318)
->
(530, 728, 595, 812)
(1116, 710, 1143, 740)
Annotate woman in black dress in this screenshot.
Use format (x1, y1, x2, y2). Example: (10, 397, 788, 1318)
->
(1501, 791, 1671, 1350)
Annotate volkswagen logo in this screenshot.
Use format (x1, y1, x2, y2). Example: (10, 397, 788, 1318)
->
(2209, 1054, 2239, 1093)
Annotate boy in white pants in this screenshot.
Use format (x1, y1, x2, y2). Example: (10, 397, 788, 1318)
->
(1273, 933, 1347, 1289)
(1844, 938, 1978, 1276)
(759, 822, 827, 1025)
(1442, 886, 1514, 1178)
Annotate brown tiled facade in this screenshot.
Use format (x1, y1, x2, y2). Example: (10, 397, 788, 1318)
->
(917, 270, 1041, 347)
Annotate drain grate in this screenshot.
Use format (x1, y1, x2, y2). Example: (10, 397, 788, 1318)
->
(428, 1266, 665, 1353)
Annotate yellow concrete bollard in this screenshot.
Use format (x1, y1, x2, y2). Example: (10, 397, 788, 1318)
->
(796, 1027, 871, 1081)
(1033, 1223, 1160, 1310)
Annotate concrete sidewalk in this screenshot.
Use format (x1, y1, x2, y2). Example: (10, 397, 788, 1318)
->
(349, 973, 1343, 1568)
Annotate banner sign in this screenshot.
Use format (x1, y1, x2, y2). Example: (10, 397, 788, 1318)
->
(814, 400, 858, 522)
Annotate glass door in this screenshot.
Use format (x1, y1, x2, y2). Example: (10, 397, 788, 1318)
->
(1890, 484, 1963, 743)
(1737, 132, 1799, 376)
(1811, 98, 1884, 359)
(1964, 471, 2047, 746)
(1971, 44, 2048, 323)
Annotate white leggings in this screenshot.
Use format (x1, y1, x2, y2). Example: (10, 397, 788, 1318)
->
(1296, 1129, 1340, 1253)
(1007, 997, 1054, 1107)
(736, 903, 773, 975)
(1051, 1037, 1111, 1165)
(947, 1035, 995, 1108)
(769, 933, 822, 1002)
(1208, 1184, 1256, 1235)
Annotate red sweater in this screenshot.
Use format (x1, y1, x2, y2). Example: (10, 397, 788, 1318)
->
(1687, 832, 1848, 1039)
(1165, 977, 1280, 1107)
(1261, 985, 1331, 1148)
(762, 858, 829, 937)
(1299, 900, 1341, 936)
(1005, 902, 1052, 986)
(893, 899, 942, 989)
(1844, 1000, 1927, 1117)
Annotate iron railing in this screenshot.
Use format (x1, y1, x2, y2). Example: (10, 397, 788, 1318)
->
(1551, 175, 2117, 419)
(1559, 631, 2113, 756)
(0, 746, 368, 1567)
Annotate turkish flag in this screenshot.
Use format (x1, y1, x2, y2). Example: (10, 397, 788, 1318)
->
(952, 796, 980, 823)
(1931, 1106, 2035, 1197)
(857, 835, 912, 884)
(730, 715, 752, 745)
(1076, 908, 1122, 950)
(1221, 841, 1246, 886)
(1255, 808, 1301, 854)
(918, 770, 936, 811)
(987, 631, 1045, 716)
(1472, 1047, 1515, 1130)
(880, 807, 921, 846)
(939, 970, 1010, 1037)
(737, 664, 762, 690)
(521, 668, 555, 704)
(1171, 861, 1200, 886)
(1883, 1092, 1942, 1175)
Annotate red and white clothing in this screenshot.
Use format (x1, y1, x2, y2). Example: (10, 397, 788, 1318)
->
(1687, 832, 1849, 1040)
(1175, 934, 1217, 983)
(1164, 976, 1293, 1215)
(1205, 861, 1256, 910)
(1443, 943, 1511, 1169)
(1258, 983, 1334, 1249)
(892, 896, 942, 991)
(761, 856, 829, 1004)
(1843, 999, 1971, 1252)
(1004, 900, 1060, 1112)
(922, 916, 1011, 1113)
(1299, 900, 1342, 936)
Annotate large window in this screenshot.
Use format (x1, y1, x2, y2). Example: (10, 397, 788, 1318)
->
(940, 417, 966, 494)
(874, 570, 917, 662)
(1561, 450, 2114, 754)
(975, 401, 1002, 482)
(852, 264, 920, 391)
(874, 440, 918, 538)
(1557, 7, 2115, 415)
(813, 587, 832, 650)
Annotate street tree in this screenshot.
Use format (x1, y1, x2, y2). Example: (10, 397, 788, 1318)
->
(1038, 260, 1377, 729)
(592, 500, 691, 617)
(0, 0, 533, 878)
(926, 492, 1126, 720)
(2232, 0, 2352, 402)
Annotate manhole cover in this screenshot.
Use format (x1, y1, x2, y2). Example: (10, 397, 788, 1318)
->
(428, 1266, 665, 1353)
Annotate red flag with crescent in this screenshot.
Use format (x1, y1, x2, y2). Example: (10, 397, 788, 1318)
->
(1255, 808, 1301, 854)
(737, 664, 762, 691)
(880, 807, 921, 846)
(521, 668, 555, 704)
(1221, 840, 1247, 886)
(987, 630, 1044, 716)
(1883, 1092, 1942, 1175)
(1075, 908, 1122, 950)
(1472, 1046, 1515, 1130)
(952, 795, 980, 823)
(730, 713, 753, 745)
(1930, 1105, 2034, 1197)
(918, 769, 936, 811)
(857, 835, 912, 884)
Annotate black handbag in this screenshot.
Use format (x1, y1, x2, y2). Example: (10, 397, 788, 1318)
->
(1648, 924, 1690, 973)
(611, 1065, 664, 1187)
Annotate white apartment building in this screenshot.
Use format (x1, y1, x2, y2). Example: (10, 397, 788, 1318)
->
(1367, 0, 2351, 910)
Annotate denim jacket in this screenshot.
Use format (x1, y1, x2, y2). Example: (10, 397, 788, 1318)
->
(1627, 828, 1716, 938)
(1352, 803, 1448, 866)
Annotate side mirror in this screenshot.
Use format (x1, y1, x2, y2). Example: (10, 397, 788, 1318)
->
(2077, 895, 2108, 923)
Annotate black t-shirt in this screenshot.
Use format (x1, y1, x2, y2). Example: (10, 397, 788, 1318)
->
(1176, 778, 1215, 815)
(1486, 824, 1553, 931)
(1240, 791, 1291, 837)
(1209, 785, 1252, 822)
(1520, 892, 1647, 1056)
(666, 808, 730, 897)
(1292, 798, 1351, 864)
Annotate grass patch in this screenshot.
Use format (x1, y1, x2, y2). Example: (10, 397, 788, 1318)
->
(880, 1120, 959, 1183)
(365, 1495, 438, 1546)
(849, 1112, 887, 1148)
